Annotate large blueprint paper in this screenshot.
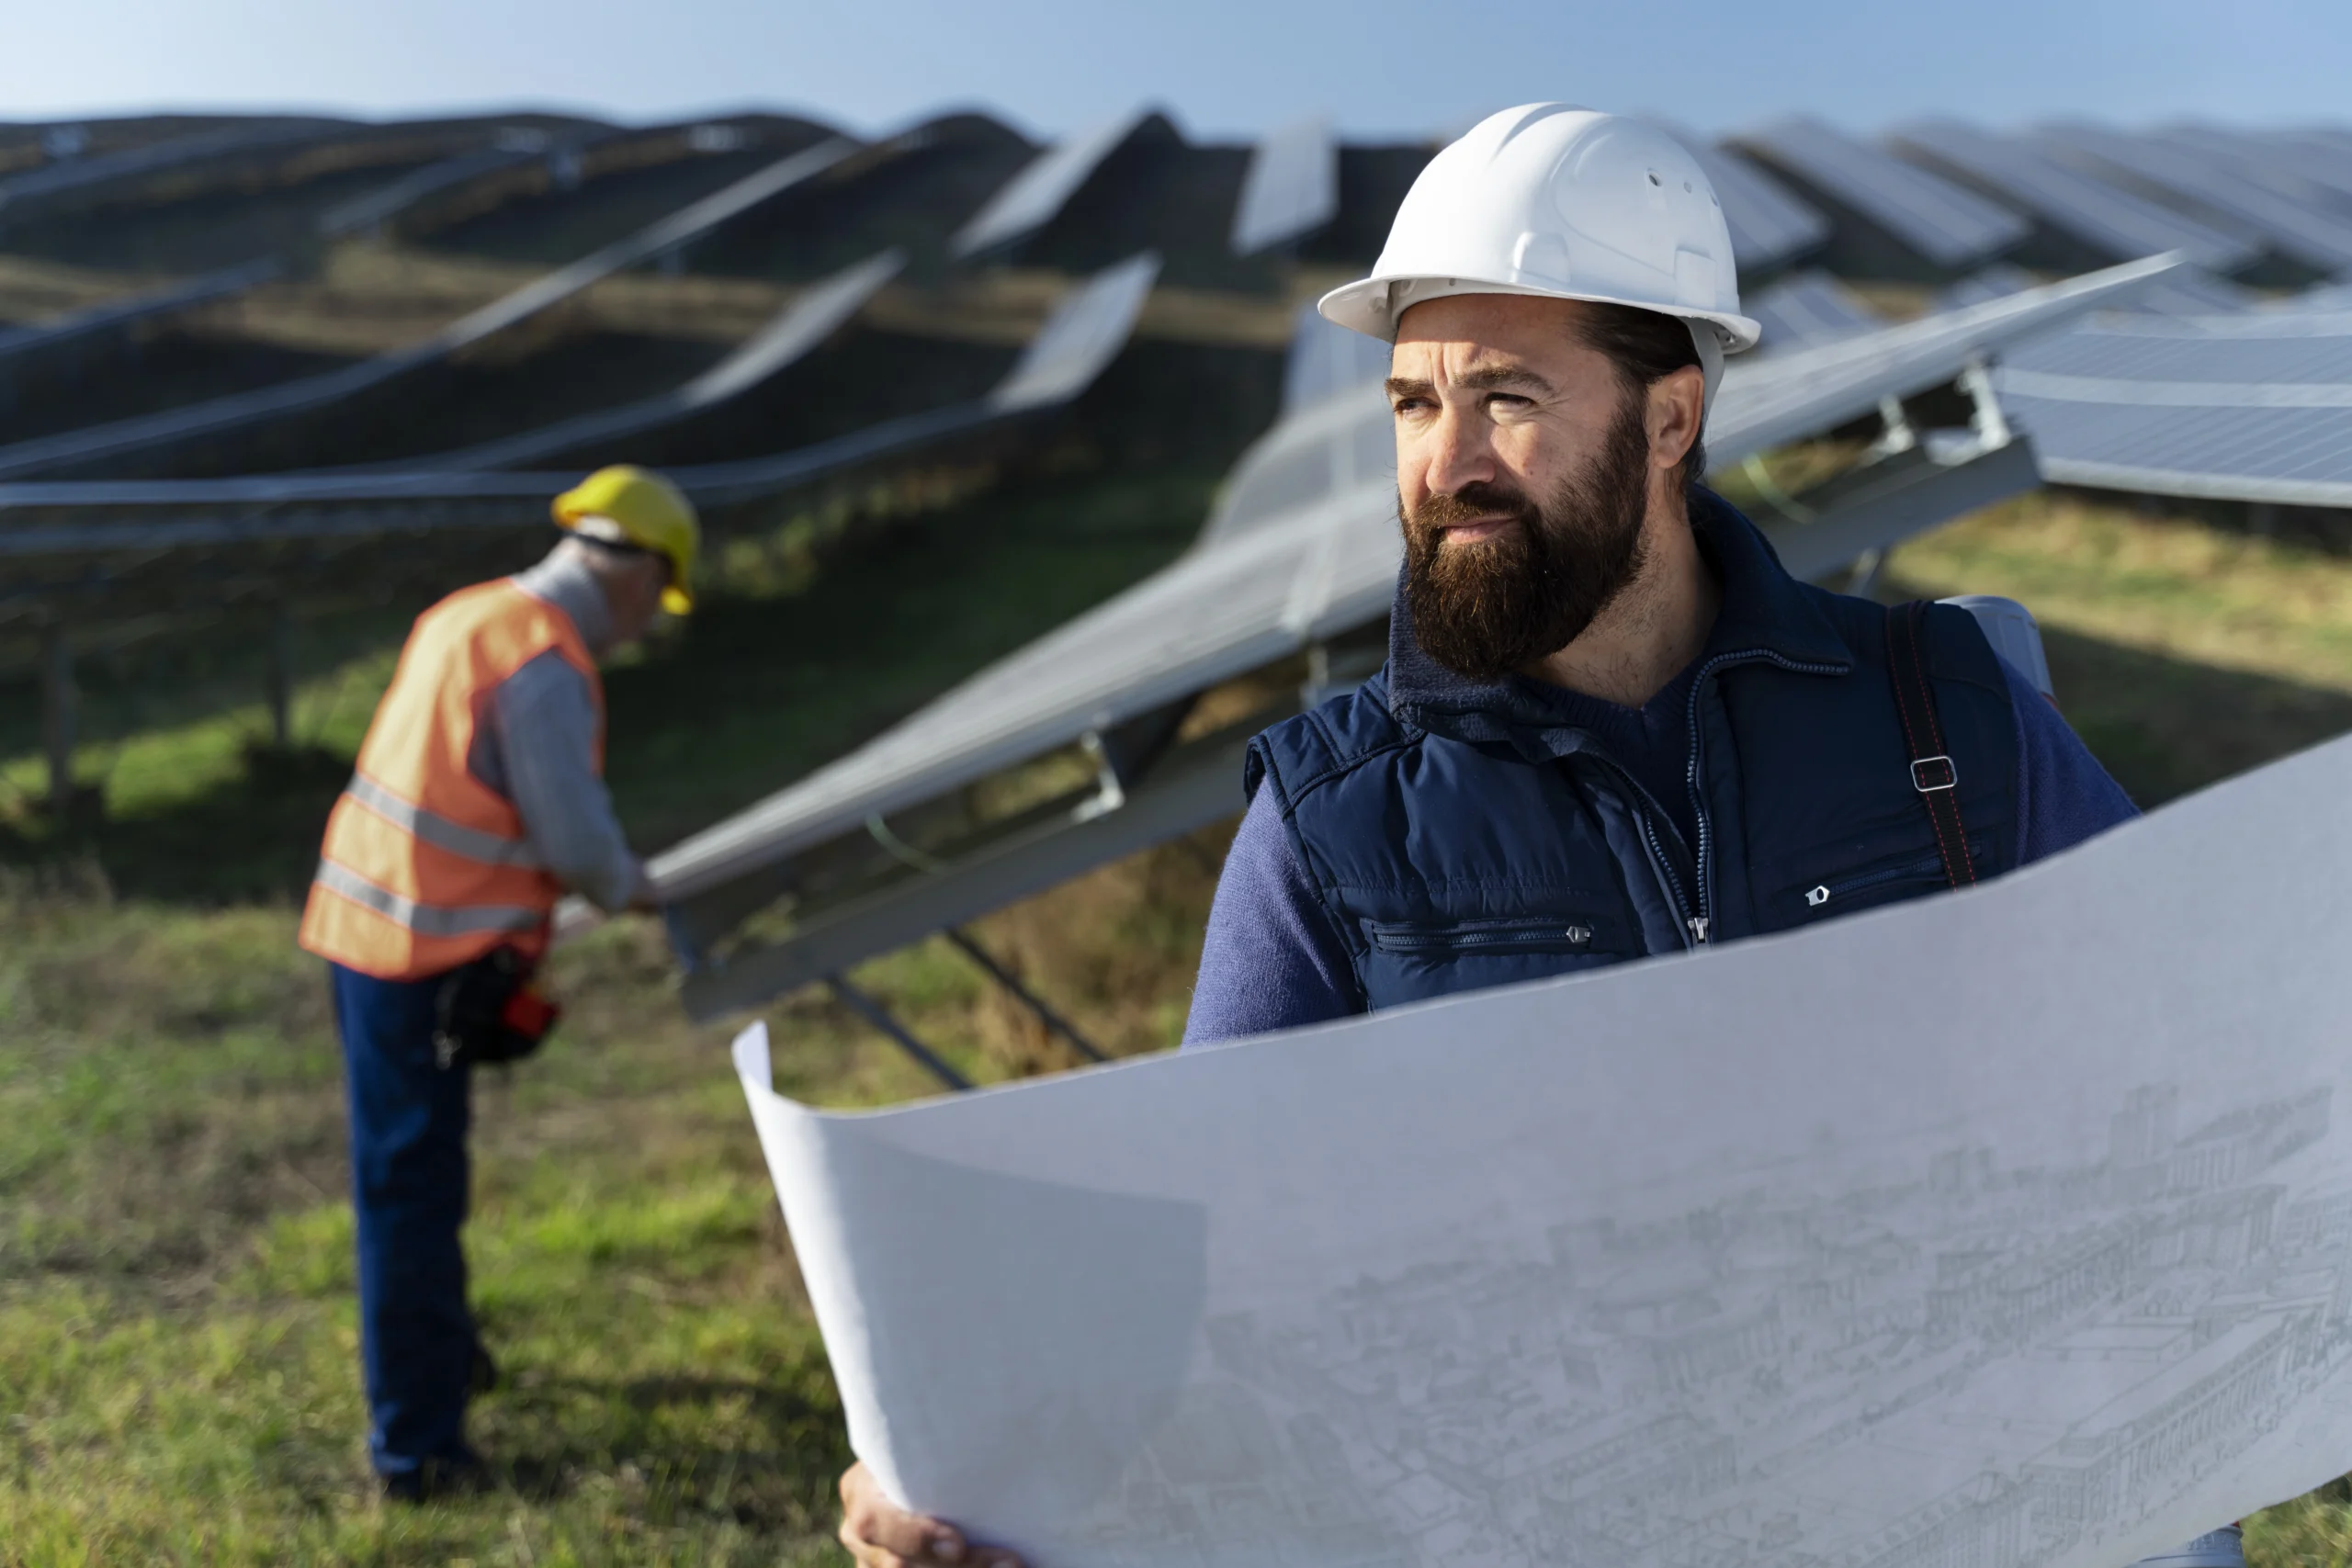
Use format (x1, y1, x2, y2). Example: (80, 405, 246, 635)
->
(737, 734, 2352, 1568)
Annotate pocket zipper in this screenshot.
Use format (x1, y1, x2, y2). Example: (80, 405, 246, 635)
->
(1370, 920, 1599, 954)
(1801, 852, 1951, 909)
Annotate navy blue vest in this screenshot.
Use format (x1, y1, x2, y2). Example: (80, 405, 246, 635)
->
(1246, 494, 2019, 1012)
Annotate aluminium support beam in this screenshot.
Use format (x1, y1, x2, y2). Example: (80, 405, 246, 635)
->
(944, 928, 1107, 1064)
(682, 719, 1261, 1021)
(825, 975, 972, 1092)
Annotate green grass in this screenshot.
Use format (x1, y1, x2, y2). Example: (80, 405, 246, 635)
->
(9, 481, 2352, 1562)
(0, 819, 1227, 1563)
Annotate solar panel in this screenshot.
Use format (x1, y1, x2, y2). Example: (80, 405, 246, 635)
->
(1276, 302, 1392, 416)
(1890, 120, 2257, 275)
(1640, 123, 1828, 273)
(2154, 127, 2352, 219)
(2278, 130, 2352, 209)
(1737, 117, 2029, 268)
(0, 118, 350, 213)
(645, 256, 2175, 906)
(1746, 270, 1881, 353)
(1230, 116, 1337, 255)
(0, 258, 282, 367)
(982, 251, 1162, 411)
(1691, 142, 1831, 273)
(2033, 124, 2352, 275)
(413, 249, 906, 470)
(1996, 306, 2352, 504)
(950, 108, 1150, 258)
(0, 251, 1159, 525)
(0, 138, 860, 480)
(315, 130, 617, 238)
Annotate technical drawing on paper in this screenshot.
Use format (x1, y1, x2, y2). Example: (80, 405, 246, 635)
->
(1059, 1082, 2352, 1568)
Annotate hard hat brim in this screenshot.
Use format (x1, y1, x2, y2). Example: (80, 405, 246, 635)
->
(1318, 275, 1762, 355)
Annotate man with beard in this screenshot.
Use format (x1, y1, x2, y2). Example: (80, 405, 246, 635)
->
(835, 107, 2241, 1568)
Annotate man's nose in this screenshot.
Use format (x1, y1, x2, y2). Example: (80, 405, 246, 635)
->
(1416, 403, 1497, 497)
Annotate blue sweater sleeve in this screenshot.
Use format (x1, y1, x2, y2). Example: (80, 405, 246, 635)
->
(2003, 653, 2141, 863)
(1181, 785, 1363, 1047)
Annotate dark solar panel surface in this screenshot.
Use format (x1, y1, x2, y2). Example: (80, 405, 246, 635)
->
(1892, 121, 2256, 274)
(1740, 117, 2028, 267)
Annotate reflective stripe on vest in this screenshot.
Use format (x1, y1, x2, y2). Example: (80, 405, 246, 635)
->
(298, 576, 603, 980)
(311, 859, 547, 939)
(343, 772, 542, 871)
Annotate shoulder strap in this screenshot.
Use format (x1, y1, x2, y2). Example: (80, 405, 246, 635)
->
(1885, 600, 1977, 890)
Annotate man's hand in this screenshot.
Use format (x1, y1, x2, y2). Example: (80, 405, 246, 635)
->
(839, 1461, 1024, 1568)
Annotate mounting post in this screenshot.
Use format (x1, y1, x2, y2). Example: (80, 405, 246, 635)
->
(40, 620, 74, 815)
(826, 974, 973, 1092)
(945, 928, 1107, 1064)
(266, 602, 294, 749)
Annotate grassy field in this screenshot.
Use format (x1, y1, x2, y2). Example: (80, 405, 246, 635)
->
(9, 483, 2352, 1563)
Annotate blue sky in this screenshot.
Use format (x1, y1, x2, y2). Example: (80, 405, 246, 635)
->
(5, 0, 2346, 142)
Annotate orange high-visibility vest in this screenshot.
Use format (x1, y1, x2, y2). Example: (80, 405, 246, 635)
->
(298, 578, 605, 980)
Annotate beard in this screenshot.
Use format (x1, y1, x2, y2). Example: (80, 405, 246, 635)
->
(1401, 393, 1655, 682)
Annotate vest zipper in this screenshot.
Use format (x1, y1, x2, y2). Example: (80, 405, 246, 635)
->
(1579, 753, 1702, 952)
(1683, 649, 1849, 946)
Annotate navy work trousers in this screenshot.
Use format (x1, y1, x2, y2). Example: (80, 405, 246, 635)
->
(330, 961, 478, 1477)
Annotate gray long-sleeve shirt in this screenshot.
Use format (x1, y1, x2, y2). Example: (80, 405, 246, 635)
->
(462, 549, 645, 912)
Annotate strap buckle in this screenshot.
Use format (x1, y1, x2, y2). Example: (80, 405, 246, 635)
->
(1911, 754, 1958, 794)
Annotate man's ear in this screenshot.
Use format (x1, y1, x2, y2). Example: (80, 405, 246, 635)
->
(1645, 364, 1705, 473)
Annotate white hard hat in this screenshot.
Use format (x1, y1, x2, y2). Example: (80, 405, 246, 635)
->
(1319, 105, 1761, 407)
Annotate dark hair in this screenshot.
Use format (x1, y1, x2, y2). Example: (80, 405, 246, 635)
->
(1574, 303, 1707, 490)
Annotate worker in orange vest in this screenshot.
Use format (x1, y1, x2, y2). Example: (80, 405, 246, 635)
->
(297, 465, 695, 1499)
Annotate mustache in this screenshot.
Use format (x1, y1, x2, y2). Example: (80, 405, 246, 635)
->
(1408, 480, 1539, 536)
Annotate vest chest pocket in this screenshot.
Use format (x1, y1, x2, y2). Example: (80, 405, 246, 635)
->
(1781, 831, 1998, 924)
(1368, 915, 1624, 958)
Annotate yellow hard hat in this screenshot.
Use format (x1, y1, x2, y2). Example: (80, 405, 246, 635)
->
(551, 465, 699, 615)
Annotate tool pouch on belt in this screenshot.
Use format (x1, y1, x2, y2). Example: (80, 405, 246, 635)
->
(433, 944, 562, 1071)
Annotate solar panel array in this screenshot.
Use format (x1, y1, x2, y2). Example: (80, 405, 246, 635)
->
(1891, 120, 2257, 273)
(1996, 306, 2352, 505)
(0, 250, 1159, 527)
(0, 118, 351, 215)
(649, 258, 2172, 909)
(2033, 123, 2352, 275)
(1738, 118, 2030, 269)
(0, 137, 860, 479)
